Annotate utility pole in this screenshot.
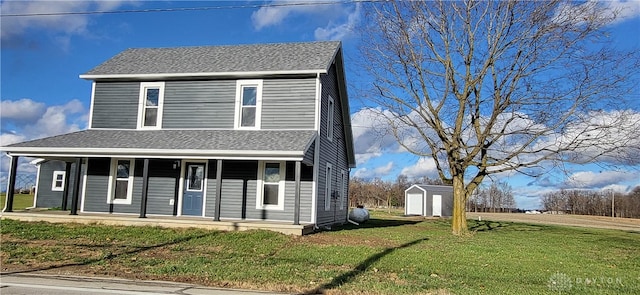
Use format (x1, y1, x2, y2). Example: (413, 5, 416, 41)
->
(611, 189, 615, 218)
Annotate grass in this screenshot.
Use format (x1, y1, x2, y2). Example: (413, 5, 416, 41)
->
(0, 193, 34, 210)
(1, 211, 639, 294)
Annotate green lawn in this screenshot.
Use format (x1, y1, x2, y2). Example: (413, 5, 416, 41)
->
(0, 193, 34, 210)
(1, 211, 638, 294)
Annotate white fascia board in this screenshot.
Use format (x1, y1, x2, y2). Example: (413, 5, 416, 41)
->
(405, 184, 427, 194)
(79, 69, 326, 80)
(5, 147, 304, 161)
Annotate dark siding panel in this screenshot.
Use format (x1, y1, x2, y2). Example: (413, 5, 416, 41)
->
(83, 158, 110, 212)
(261, 78, 316, 129)
(204, 160, 218, 217)
(316, 64, 350, 226)
(303, 140, 315, 166)
(219, 161, 257, 219)
(163, 80, 235, 129)
(146, 159, 180, 215)
(36, 160, 78, 209)
(91, 82, 139, 129)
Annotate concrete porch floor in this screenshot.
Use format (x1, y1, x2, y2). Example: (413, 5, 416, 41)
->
(0, 210, 315, 236)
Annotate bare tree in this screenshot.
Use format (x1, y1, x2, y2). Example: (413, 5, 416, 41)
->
(356, 0, 640, 235)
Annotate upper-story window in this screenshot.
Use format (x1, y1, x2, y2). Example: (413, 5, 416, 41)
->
(138, 82, 165, 129)
(235, 80, 263, 129)
(327, 95, 334, 141)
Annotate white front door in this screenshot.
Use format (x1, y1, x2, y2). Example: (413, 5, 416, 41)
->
(432, 194, 442, 216)
(407, 193, 423, 215)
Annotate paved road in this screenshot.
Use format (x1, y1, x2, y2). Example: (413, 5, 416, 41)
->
(0, 273, 287, 295)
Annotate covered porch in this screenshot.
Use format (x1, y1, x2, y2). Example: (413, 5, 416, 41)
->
(2, 129, 318, 233)
(0, 210, 315, 235)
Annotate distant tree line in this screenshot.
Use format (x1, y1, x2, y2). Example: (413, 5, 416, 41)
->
(467, 181, 516, 213)
(541, 187, 640, 218)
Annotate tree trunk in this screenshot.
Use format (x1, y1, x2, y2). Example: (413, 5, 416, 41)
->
(451, 176, 468, 236)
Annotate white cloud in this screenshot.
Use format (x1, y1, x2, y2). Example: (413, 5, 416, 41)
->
(1, 98, 87, 144)
(0, 98, 46, 123)
(563, 170, 639, 189)
(350, 107, 400, 165)
(0, 133, 27, 146)
(553, 0, 640, 27)
(0, 1, 135, 49)
(353, 161, 394, 179)
(314, 3, 361, 40)
(400, 157, 438, 179)
(251, 1, 361, 40)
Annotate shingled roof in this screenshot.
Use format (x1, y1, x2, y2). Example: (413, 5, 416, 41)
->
(80, 41, 341, 79)
(3, 129, 316, 161)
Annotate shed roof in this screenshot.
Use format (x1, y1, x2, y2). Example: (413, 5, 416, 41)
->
(80, 41, 341, 79)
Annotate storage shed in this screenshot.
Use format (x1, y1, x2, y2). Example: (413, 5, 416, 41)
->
(405, 185, 454, 217)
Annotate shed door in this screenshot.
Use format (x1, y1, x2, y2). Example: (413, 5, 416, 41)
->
(432, 194, 442, 217)
(407, 193, 423, 215)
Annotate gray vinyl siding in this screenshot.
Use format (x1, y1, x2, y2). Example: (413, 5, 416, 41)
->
(145, 159, 180, 215)
(83, 157, 139, 214)
(163, 80, 235, 129)
(215, 160, 313, 222)
(219, 160, 258, 219)
(316, 64, 350, 227)
(204, 160, 218, 217)
(261, 78, 316, 129)
(35, 160, 77, 209)
(83, 158, 111, 212)
(91, 82, 139, 129)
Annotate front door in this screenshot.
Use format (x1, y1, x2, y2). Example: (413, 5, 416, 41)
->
(182, 162, 205, 216)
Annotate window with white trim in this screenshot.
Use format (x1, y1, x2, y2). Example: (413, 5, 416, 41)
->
(107, 159, 135, 204)
(138, 82, 165, 129)
(340, 170, 347, 210)
(235, 80, 263, 129)
(51, 171, 65, 191)
(256, 161, 285, 210)
(327, 95, 334, 141)
(325, 163, 333, 211)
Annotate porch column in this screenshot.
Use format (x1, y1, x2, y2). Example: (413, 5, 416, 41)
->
(70, 158, 82, 215)
(61, 161, 72, 210)
(4, 155, 19, 212)
(139, 159, 150, 218)
(214, 159, 223, 221)
(293, 161, 301, 225)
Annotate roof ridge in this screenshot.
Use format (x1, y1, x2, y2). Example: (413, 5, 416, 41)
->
(123, 40, 341, 51)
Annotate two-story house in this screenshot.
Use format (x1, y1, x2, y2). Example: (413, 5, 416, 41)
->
(2, 41, 355, 232)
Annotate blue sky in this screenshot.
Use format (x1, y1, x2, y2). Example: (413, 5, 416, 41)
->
(1, 0, 639, 209)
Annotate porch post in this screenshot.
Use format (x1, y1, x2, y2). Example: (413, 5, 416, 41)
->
(214, 159, 223, 221)
(293, 161, 301, 225)
(4, 155, 19, 212)
(61, 161, 72, 210)
(70, 158, 82, 215)
(139, 158, 150, 218)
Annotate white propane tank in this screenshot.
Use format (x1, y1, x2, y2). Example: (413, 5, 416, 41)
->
(349, 206, 370, 223)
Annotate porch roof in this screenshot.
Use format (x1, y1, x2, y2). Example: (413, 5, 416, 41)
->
(2, 129, 316, 161)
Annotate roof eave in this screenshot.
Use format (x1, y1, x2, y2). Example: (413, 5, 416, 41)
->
(79, 69, 327, 80)
(3, 147, 305, 161)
